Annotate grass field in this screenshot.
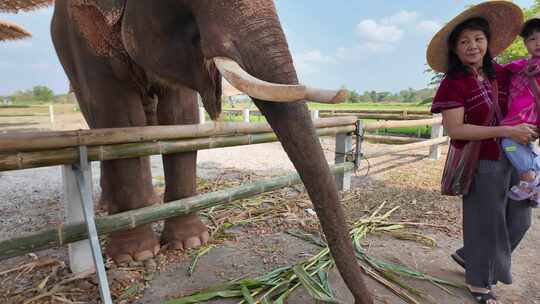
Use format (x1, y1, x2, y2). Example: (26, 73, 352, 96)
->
(307, 102, 431, 111)
(217, 112, 433, 138)
(0, 104, 79, 116)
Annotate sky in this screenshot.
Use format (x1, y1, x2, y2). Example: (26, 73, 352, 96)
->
(0, 0, 535, 96)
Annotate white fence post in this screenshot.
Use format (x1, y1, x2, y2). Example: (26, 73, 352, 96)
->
(311, 109, 319, 120)
(242, 109, 250, 123)
(49, 104, 55, 124)
(62, 165, 95, 274)
(429, 114, 444, 160)
(335, 133, 352, 191)
(199, 106, 206, 124)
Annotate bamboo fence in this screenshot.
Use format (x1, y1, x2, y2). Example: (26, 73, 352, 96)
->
(0, 116, 357, 152)
(0, 126, 355, 171)
(0, 116, 446, 259)
(363, 117, 442, 131)
(0, 116, 444, 172)
(0, 162, 354, 260)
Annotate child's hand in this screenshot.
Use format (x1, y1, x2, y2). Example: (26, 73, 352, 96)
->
(524, 61, 540, 77)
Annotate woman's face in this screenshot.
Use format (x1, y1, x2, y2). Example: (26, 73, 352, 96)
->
(453, 29, 488, 68)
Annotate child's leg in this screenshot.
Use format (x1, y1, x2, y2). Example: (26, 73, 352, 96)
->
(502, 138, 539, 200)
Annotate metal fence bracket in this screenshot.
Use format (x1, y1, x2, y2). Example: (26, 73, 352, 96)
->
(354, 120, 364, 171)
(73, 146, 113, 304)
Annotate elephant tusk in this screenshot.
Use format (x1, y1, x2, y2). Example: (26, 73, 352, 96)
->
(212, 57, 347, 104)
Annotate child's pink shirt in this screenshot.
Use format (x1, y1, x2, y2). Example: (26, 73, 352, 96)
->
(500, 57, 540, 126)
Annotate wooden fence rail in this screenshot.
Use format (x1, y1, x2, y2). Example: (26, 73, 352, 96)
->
(0, 117, 356, 152)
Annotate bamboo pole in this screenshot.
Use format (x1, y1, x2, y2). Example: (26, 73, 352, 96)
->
(0, 162, 354, 260)
(0, 116, 357, 152)
(0, 126, 355, 171)
(363, 137, 448, 159)
(363, 134, 423, 144)
(320, 113, 430, 120)
(363, 117, 442, 131)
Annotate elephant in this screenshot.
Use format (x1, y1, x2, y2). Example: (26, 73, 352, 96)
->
(51, 1, 372, 302)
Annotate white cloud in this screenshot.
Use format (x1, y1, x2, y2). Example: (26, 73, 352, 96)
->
(356, 20, 403, 43)
(381, 10, 419, 25)
(292, 49, 336, 79)
(297, 50, 336, 64)
(417, 20, 442, 34)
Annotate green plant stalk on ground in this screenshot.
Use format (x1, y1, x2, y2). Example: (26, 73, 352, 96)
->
(166, 203, 464, 304)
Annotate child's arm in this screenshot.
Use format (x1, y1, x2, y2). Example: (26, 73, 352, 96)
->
(525, 63, 540, 108)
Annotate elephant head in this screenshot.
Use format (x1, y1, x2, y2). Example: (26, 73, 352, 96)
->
(67, 0, 372, 302)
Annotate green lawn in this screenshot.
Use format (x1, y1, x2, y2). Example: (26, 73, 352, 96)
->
(0, 104, 78, 116)
(224, 102, 431, 111)
(307, 102, 430, 111)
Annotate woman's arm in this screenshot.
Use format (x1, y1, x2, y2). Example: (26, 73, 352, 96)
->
(442, 107, 508, 140)
(442, 107, 536, 143)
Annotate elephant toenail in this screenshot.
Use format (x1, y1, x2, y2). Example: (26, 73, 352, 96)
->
(201, 231, 210, 243)
(115, 254, 133, 264)
(171, 241, 184, 251)
(134, 250, 155, 261)
(184, 237, 202, 249)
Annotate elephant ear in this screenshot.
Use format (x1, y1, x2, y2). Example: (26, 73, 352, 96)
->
(74, 0, 126, 26)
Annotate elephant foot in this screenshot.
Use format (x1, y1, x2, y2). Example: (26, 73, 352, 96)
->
(161, 213, 210, 251)
(106, 224, 160, 264)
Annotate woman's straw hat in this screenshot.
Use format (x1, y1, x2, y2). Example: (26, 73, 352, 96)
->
(0, 19, 31, 41)
(426, 0, 523, 73)
(0, 0, 53, 13)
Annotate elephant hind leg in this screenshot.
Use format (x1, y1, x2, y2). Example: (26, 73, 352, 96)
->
(156, 85, 210, 251)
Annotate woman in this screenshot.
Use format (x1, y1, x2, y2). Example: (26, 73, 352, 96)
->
(427, 2, 535, 303)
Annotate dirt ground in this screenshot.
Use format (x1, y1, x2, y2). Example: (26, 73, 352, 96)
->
(0, 113, 539, 304)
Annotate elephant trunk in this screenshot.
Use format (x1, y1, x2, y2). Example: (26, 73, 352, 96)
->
(192, 1, 372, 300)
(230, 20, 373, 304)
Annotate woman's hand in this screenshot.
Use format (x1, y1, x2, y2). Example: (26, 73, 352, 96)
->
(506, 123, 539, 144)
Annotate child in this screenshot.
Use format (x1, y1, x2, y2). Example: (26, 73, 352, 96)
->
(501, 14, 540, 208)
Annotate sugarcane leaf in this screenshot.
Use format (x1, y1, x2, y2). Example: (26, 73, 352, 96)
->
(240, 285, 256, 304)
(292, 265, 343, 304)
(188, 245, 215, 276)
(317, 269, 334, 297)
(165, 290, 243, 304)
(286, 229, 327, 247)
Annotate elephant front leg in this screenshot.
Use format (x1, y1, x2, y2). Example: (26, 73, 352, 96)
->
(103, 158, 161, 263)
(157, 86, 210, 251)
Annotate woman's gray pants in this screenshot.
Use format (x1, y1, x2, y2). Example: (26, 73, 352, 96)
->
(455, 159, 532, 288)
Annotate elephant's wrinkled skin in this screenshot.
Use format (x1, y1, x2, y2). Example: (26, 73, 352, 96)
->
(51, 1, 372, 302)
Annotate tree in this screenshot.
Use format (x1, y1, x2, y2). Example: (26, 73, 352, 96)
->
(347, 90, 362, 103)
(399, 88, 417, 103)
(32, 85, 54, 102)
